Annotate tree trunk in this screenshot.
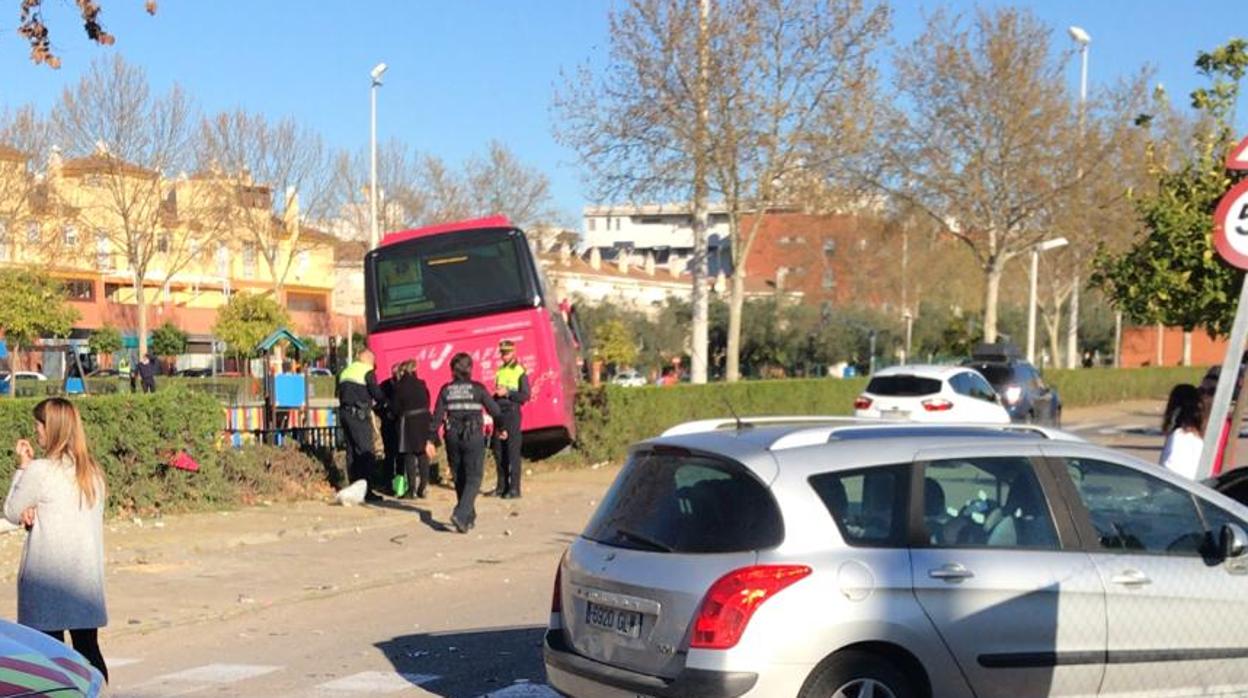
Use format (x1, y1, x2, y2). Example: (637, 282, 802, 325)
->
(726, 272, 745, 382)
(133, 275, 148, 359)
(1155, 323, 1164, 366)
(1045, 313, 1062, 371)
(1065, 272, 1080, 369)
(982, 266, 1003, 344)
(1182, 330, 1193, 367)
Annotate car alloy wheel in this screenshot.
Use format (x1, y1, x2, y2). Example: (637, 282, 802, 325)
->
(833, 678, 898, 698)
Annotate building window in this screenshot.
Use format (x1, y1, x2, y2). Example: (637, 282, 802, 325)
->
(287, 292, 327, 312)
(63, 225, 77, 246)
(297, 250, 310, 276)
(216, 243, 230, 277)
(822, 270, 836, 290)
(615, 218, 621, 231)
(858, 238, 868, 251)
(95, 231, 109, 269)
(157, 232, 171, 254)
(587, 218, 596, 232)
(25, 221, 38, 244)
(823, 239, 836, 257)
(243, 244, 257, 278)
(0, 220, 8, 262)
(64, 279, 94, 301)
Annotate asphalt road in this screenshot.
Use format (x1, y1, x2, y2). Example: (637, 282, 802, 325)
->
(71, 401, 1193, 697)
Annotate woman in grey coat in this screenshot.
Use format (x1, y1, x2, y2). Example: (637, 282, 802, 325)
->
(5, 398, 108, 681)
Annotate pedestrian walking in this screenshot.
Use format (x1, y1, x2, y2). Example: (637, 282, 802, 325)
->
(489, 340, 529, 499)
(391, 360, 436, 499)
(1161, 383, 1204, 480)
(136, 353, 157, 393)
(4, 398, 109, 682)
(337, 349, 387, 502)
(431, 353, 502, 533)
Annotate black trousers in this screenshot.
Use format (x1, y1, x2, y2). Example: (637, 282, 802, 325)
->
(399, 452, 431, 496)
(381, 417, 399, 488)
(447, 425, 486, 528)
(140, 377, 156, 393)
(44, 628, 107, 682)
(490, 410, 523, 496)
(340, 411, 376, 487)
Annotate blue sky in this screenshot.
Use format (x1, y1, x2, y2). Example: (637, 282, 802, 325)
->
(1, 1, 1245, 224)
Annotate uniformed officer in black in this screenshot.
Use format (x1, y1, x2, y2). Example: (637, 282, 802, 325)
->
(489, 340, 530, 499)
(337, 349, 387, 502)
(431, 352, 503, 533)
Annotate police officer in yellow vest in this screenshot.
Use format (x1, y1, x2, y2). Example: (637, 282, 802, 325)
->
(489, 340, 530, 499)
(338, 349, 387, 501)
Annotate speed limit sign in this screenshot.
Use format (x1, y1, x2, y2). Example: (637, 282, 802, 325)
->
(1213, 179, 1248, 270)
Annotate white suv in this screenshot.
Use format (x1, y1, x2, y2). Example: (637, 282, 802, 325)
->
(545, 417, 1248, 697)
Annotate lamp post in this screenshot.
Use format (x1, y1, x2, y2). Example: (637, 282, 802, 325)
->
(1067, 26, 1090, 369)
(369, 62, 388, 250)
(1027, 237, 1069, 364)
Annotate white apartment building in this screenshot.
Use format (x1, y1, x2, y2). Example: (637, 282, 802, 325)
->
(582, 204, 733, 276)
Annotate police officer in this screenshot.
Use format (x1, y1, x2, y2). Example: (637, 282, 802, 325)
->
(431, 352, 502, 533)
(489, 340, 529, 499)
(337, 349, 387, 502)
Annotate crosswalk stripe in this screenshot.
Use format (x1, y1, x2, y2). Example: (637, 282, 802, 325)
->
(109, 658, 142, 668)
(316, 671, 439, 693)
(156, 663, 282, 684)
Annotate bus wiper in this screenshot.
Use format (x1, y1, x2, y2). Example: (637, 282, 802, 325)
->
(615, 527, 673, 552)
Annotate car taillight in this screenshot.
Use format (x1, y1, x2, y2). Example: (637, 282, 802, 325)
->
(1004, 385, 1023, 405)
(691, 565, 811, 650)
(921, 398, 954, 412)
(551, 555, 564, 613)
(853, 395, 872, 410)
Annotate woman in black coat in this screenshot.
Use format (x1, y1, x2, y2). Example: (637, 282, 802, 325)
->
(392, 360, 436, 498)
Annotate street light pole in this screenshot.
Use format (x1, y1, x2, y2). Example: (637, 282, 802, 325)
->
(369, 62, 387, 251)
(1067, 26, 1090, 369)
(1027, 237, 1070, 364)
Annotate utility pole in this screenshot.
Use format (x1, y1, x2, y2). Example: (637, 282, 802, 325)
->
(689, 0, 711, 384)
(1066, 27, 1090, 369)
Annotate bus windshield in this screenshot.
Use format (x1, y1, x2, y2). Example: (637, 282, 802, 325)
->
(368, 227, 540, 329)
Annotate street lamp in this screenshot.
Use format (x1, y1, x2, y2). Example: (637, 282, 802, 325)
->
(369, 62, 388, 251)
(1066, 26, 1090, 369)
(1027, 237, 1069, 364)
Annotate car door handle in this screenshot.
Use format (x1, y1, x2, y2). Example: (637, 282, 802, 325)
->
(1111, 569, 1152, 587)
(928, 563, 974, 581)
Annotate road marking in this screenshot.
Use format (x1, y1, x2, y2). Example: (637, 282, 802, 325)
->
(1067, 421, 1108, 432)
(486, 684, 562, 697)
(317, 671, 439, 692)
(157, 662, 283, 684)
(110, 657, 142, 668)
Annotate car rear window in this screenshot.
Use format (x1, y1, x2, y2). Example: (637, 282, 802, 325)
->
(966, 363, 1014, 388)
(866, 375, 941, 397)
(583, 449, 783, 553)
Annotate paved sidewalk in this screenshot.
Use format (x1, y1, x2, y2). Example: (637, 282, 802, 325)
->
(0, 465, 620, 640)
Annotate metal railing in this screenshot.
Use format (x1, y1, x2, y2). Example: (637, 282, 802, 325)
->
(223, 426, 343, 450)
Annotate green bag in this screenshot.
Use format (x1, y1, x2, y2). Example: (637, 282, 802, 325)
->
(392, 473, 409, 498)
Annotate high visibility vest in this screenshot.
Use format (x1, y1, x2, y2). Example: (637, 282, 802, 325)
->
(495, 362, 525, 392)
(117, 358, 131, 377)
(339, 361, 371, 386)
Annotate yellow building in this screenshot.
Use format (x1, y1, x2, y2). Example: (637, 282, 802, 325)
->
(0, 145, 345, 358)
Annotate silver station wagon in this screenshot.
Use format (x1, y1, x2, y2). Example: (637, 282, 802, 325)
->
(543, 417, 1248, 698)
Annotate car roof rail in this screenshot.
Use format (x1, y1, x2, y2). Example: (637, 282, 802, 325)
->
(766, 421, 1084, 451)
(659, 415, 866, 437)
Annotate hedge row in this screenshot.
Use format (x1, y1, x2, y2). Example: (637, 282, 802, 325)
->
(573, 366, 1209, 463)
(17, 375, 338, 404)
(0, 387, 330, 516)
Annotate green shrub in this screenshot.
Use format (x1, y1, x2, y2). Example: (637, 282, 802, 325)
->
(574, 366, 1211, 463)
(0, 387, 330, 516)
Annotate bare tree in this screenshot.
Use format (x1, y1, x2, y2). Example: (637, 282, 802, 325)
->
(712, 0, 889, 381)
(463, 140, 559, 229)
(53, 55, 203, 357)
(0, 106, 52, 251)
(859, 8, 1142, 343)
(198, 109, 333, 296)
(17, 0, 157, 69)
(555, 0, 715, 382)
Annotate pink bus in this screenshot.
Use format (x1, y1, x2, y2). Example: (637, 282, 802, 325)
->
(365, 216, 582, 458)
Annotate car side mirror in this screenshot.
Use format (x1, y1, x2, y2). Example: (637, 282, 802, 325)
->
(1221, 523, 1247, 560)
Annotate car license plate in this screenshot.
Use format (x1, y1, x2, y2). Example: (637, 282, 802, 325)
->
(585, 602, 642, 639)
(881, 408, 909, 420)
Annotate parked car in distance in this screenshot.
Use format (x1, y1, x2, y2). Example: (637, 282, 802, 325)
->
(0, 371, 48, 396)
(176, 367, 213, 378)
(853, 365, 1010, 424)
(0, 617, 104, 695)
(611, 369, 648, 388)
(86, 369, 120, 378)
(962, 343, 1061, 426)
(308, 367, 333, 377)
(546, 416, 1248, 698)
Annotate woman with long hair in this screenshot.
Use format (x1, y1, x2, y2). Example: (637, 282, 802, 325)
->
(392, 359, 436, 498)
(4, 398, 108, 680)
(1160, 383, 1204, 480)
